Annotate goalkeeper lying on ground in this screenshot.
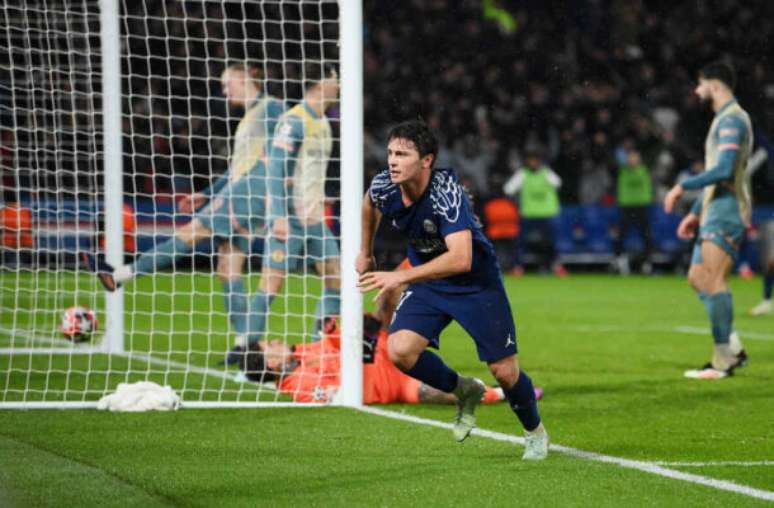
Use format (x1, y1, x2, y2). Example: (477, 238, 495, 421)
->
(242, 313, 506, 404)
(241, 258, 543, 404)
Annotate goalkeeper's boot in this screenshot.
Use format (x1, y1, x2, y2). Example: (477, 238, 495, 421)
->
(748, 299, 772, 316)
(452, 376, 486, 442)
(522, 425, 549, 460)
(80, 252, 120, 292)
(683, 362, 732, 379)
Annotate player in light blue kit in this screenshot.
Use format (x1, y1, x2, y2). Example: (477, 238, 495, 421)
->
(238, 63, 341, 353)
(664, 60, 751, 379)
(357, 121, 548, 460)
(83, 64, 285, 350)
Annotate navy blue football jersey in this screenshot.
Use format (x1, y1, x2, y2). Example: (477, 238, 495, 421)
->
(368, 167, 501, 292)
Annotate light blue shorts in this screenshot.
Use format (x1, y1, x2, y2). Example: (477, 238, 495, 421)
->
(264, 219, 339, 271)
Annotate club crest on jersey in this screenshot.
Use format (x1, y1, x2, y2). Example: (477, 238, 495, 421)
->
(271, 249, 285, 263)
(423, 219, 437, 234)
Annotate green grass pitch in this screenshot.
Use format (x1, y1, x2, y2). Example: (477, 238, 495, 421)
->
(1, 271, 773, 506)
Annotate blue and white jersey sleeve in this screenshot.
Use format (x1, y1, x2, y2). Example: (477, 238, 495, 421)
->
(367, 169, 400, 214)
(430, 169, 476, 238)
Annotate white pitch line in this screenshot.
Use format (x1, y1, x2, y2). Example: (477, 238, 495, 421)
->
(673, 326, 774, 341)
(569, 324, 774, 342)
(655, 461, 774, 467)
(357, 406, 774, 503)
(0, 327, 279, 394)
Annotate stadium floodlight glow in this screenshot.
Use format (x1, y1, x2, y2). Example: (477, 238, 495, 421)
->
(0, 0, 362, 408)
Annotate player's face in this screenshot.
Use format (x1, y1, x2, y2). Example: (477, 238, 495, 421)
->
(387, 138, 432, 184)
(221, 70, 249, 106)
(694, 78, 714, 104)
(319, 77, 339, 103)
(261, 339, 292, 371)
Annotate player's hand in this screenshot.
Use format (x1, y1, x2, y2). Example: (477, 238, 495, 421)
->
(357, 270, 405, 302)
(272, 217, 289, 242)
(677, 213, 699, 240)
(355, 252, 376, 275)
(663, 184, 684, 214)
(177, 193, 207, 214)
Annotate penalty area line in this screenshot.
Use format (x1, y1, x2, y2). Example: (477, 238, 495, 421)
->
(357, 406, 774, 503)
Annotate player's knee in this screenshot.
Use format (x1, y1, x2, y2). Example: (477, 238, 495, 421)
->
(488, 358, 518, 387)
(178, 219, 209, 245)
(687, 267, 705, 292)
(387, 337, 419, 371)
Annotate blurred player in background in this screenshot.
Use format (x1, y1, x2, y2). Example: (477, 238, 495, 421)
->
(236, 63, 341, 360)
(749, 220, 774, 316)
(664, 60, 751, 379)
(83, 64, 285, 345)
(357, 120, 548, 460)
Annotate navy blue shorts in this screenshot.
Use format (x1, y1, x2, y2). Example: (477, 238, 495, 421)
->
(389, 282, 518, 362)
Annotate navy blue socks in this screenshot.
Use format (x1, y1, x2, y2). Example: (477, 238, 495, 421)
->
(405, 350, 459, 393)
(504, 370, 541, 432)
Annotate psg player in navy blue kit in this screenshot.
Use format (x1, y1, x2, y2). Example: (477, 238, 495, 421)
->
(357, 121, 548, 460)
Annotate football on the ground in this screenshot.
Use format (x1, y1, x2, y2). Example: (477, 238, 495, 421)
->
(61, 306, 98, 342)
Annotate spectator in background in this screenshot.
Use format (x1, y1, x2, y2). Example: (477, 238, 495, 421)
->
(614, 148, 654, 274)
(483, 193, 520, 273)
(503, 148, 566, 276)
(454, 134, 496, 198)
(748, 220, 774, 316)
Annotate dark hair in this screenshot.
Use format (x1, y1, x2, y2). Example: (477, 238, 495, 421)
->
(242, 343, 281, 384)
(303, 61, 338, 91)
(699, 60, 736, 91)
(387, 120, 438, 165)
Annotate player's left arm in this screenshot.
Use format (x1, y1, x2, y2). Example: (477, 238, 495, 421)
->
(267, 115, 303, 240)
(664, 115, 747, 213)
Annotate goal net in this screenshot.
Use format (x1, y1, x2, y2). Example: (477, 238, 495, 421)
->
(0, 0, 362, 408)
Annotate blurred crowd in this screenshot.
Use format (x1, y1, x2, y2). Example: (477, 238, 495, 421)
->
(2, 0, 773, 209)
(364, 0, 774, 206)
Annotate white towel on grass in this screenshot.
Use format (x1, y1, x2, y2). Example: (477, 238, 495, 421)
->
(97, 381, 181, 412)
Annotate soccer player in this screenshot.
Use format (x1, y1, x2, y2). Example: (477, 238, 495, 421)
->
(239, 63, 341, 353)
(748, 220, 774, 316)
(664, 60, 751, 379)
(82, 64, 285, 341)
(243, 315, 506, 405)
(356, 120, 549, 460)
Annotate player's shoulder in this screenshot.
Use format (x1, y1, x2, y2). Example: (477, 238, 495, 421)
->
(717, 111, 749, 137)
(263, 96, 286, 115)
(368, 169, 399, 205)
(429, 168, 466, 223)
(273, 109, 305, 145)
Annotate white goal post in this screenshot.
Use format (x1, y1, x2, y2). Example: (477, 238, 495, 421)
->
(0, 0, 363, 408)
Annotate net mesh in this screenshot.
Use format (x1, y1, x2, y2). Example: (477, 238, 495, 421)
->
(0, 0, 344, 405)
